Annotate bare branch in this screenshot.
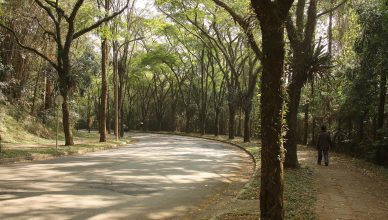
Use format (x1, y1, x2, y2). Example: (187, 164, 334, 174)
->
(0, 23, 58, 70)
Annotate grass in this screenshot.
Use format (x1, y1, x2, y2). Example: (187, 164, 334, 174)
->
(284, 167, 316, 220)
(0, 136, 132, 163)
(0, 104, 55, 144)
(0, 104, 133, 163)
(347, 153, 388, 180)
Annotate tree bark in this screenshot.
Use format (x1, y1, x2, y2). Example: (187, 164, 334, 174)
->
(304, 102, 309, 145)
(59, 84, 74, 146)
(99, 0, 109, 142)
(113, 42, 119, 140)
(251, 1, 293, 219)
(377, 72, 387, 130)
(243, 107, 251, 142)
(284, 81, 302, 167)
(228, 104, 235, 139)
(215, 108, 220, 136)
(99, 37, 108, 142)
(284, 0, 318, 168)
(44, 75, 52, 110)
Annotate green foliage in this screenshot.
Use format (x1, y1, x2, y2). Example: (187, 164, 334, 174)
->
(140, 45, 177, 68)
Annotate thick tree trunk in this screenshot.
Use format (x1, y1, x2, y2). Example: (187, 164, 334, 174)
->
(99, 38, 108, 142)
(252, 1, 292, 218)
(285, 82, 302, 167)
(259, 22, 286, 219)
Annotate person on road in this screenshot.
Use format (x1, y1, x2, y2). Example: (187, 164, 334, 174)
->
(317, 125, 332, 166)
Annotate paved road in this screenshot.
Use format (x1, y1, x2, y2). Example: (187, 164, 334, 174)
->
(0, 133, 252, 220)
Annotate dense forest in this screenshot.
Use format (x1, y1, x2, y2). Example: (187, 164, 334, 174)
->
(0, 0, 387, 218)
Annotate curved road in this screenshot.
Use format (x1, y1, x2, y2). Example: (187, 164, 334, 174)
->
(0, 133, 252, 220)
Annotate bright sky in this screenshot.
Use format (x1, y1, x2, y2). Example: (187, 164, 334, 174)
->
(134, 0, 159, 17)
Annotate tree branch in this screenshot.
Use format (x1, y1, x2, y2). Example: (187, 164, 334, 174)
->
(285, 16, 300, 51)
(73, 2, 129, 39)
(0, 23, 58, 70)
(69, 0, 85, 21)
(316, 0, 347, 18)
(34, 0, 58, 24)
(212, 0, 263, 60)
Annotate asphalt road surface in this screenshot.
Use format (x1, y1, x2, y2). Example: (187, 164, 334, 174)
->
(0, 133, 252, 220)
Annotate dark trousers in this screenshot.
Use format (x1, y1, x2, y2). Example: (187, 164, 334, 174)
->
(318, 149, 329, 165)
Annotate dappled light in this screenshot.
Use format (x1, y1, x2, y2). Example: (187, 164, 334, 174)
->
(0, 134, 251, 219)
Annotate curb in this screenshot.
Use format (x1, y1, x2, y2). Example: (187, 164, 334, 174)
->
(131, 131, 260, 219)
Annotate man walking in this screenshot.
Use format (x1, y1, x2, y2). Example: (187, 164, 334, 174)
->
(317, 125, 332, 166)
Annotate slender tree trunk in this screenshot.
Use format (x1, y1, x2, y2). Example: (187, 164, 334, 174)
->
(99, 0, 109, 142)
(228, 104, 235, 139)
(44, 76, 52, 110)
(328, 0, 334, 57)
(31, 68, 41, 115)
(59, 87, 74, 146)
(185, 112, 191, 133)
(215, 108, 220, 136)
(238, 109, 243, 137)
(107, 90, 111, 134)
(99, 37, 108, 142)
(304, 102, 309, 145)
(113, 43, 119, 140)
(311, 81, 316, 144)
(243, 108, 251, 142)
(377, 72, 387, 130)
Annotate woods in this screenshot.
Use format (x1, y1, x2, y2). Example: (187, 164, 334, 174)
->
(0, 0, 387, 219)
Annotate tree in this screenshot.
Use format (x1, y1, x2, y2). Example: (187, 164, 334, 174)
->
(283, 0, 342, 167)
(250, 1, 294, 218)
(98, 0, 110, 142)
(0, 0, 128, 145)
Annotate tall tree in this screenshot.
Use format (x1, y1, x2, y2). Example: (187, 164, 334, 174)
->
(250, 1, 294, 218)
(283, 0, 342, 167)
(0, 0, 128, 145)
(98, 0, 110, 142)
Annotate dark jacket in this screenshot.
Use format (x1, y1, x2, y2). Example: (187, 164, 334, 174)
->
(317, 131, 332, 151)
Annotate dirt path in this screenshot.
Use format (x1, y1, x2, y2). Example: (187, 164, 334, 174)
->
(299, 147, 388, 220)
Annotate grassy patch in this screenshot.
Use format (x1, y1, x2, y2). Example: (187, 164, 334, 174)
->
(349, 155, 388, 180)
(0, 133, 132, 163)
(0, 104, 55, 144)
(239, 173, 260, 200)
(217, 213, 260, 220)
(284, 167, 316, 220)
